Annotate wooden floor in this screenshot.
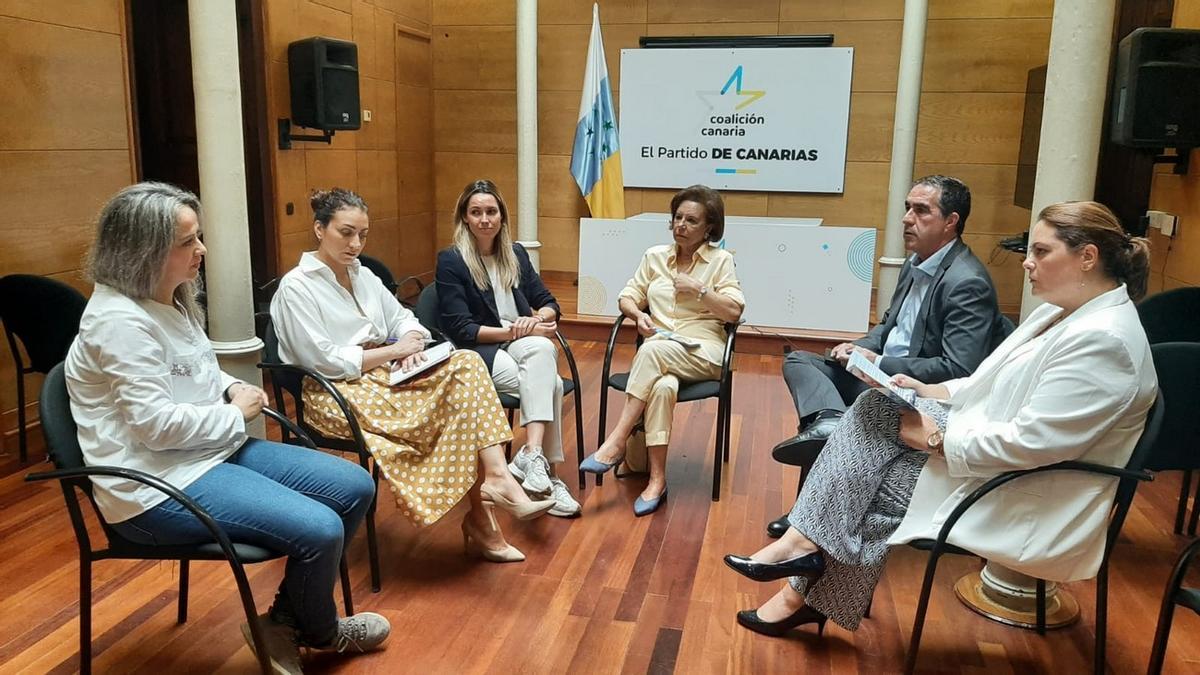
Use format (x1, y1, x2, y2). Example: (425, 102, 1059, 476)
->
(2, 341, 1200, 674)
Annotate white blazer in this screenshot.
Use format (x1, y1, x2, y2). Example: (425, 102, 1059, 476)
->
(889, 285, 1157, 582)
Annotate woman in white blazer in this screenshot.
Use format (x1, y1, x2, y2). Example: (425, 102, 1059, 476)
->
(722, 201, 1157, 638)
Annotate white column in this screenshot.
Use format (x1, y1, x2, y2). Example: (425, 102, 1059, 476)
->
(876, 0, 929, 319)
(516, 0, 542, 269)
(188, 1, 265, 434)
(1019, 0, 1118, 319)
(967, 0, 1118, 624)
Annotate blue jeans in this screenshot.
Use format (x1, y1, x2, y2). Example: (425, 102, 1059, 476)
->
(110, 438, 375, 644)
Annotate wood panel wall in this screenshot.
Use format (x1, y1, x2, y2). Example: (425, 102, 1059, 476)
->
(0, 1, 135, 452)
(263, 0, 435, 282)
(1146, 0, 1200, 293)
(430, 0, 1054, 315)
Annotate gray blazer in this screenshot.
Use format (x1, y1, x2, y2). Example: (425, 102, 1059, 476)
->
(857, 239, 1010, 383)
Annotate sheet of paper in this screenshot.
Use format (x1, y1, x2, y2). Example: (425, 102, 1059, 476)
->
(846, 350, 918, 409)
(390, 341, 454, 385)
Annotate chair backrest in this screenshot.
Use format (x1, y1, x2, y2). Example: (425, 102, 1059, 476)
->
(1139, 287, 1200, 344)
(0, 274, 88, 372)
(38, 362, 86, 472)
(415, 284, 441, 334)
(255, 312, 305, 399)
(1144, 342, 1199, 471)
(358, 254, 399, 295)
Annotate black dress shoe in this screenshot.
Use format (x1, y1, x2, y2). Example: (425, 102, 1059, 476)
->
(736, 605, 828, 638)
(770, 415, 841, 466)
(723, 551, 825, 582)
(766, 513, 791, 539)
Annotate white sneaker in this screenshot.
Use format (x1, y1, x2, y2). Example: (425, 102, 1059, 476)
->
(241, 614, 303, 675)
(508, 445, 553, 495)
(547, 477, 582, 518)
(307, 612, 391, 653)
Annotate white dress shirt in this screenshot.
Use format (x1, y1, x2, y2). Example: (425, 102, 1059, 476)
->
(270, 251, 430, 380)
(65, 284, 246, 524)
(882, 239, 957, 358)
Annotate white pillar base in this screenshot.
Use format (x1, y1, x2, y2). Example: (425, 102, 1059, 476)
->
(953, 562, 1080, 630)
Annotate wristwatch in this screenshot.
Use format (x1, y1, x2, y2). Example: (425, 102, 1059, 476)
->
(927, 429, 945, 454)
(697, 286, 709, 301)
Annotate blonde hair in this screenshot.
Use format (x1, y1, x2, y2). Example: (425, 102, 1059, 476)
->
(452, 179, 519, 290)
(88, 182, 205, 323)
(1038, 201, 1152, 300)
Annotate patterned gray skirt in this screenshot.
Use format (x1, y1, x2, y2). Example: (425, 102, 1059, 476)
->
(786, 390, 947, 630)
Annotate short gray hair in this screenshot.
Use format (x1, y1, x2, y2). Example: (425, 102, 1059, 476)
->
(87, 182, 204, 321)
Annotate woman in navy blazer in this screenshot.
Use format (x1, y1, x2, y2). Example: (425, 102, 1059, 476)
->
(436, 179, 580, 517)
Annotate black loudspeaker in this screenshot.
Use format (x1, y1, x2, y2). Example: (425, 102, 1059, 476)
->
(287, 37, 361, 130)
(1112, 28, 1200, 148)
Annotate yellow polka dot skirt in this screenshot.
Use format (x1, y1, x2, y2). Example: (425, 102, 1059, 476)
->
(301, 350, 513, 527)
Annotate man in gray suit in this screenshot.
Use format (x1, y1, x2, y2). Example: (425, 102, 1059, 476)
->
(766, 174, 1010, 537)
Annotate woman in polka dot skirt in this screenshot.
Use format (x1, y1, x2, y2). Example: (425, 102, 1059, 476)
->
(271, 189, 555, 563)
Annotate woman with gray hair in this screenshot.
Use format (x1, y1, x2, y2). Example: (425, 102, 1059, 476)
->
(65, 182, 388, 673)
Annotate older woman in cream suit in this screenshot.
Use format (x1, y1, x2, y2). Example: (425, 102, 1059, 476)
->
(722, 201, 1157, 638)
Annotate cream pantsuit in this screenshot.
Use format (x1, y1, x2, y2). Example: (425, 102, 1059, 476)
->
(625, 340, 722, 446)
(490, 335, 565, 462)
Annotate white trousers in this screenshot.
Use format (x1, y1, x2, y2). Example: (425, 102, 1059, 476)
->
(490, 335, 565, 463)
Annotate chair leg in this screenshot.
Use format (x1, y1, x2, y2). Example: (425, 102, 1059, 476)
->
(226, 553, 273, 675)
(596, 388, 609, 488)
(178, 560, 190, 624)
(1094, 564, 1109, 675)
(1035, 578, 1046, 635)
(722, 377, 734, 463)
(365, 492, 382, 593)
(864, 596, 872, 619)
(506, 409, 516, 460)
(904, 548, 945, 675)
(1175, 470, 1192, 535)
(16, 370, 27, 463)
(712, 393, 726, 502)
(80, 554, 92, 674)
(339, 554, 354, 616)
(1148, 595, 1178, 675)
(573, 389, 586, 492)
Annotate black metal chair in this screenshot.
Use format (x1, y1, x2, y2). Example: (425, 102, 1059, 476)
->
(25, 363, 352, 675)
(1147, 536, 1200, 674)
(256, 313, 383, 592)
(0, 274, 87, 462)
(413, 284, 589, 489)
(357, 253, 399, 296)
(1138, 290, 1200, 535)
(1141, 342, 1200, 535)
(596, 315, 738, 501)
(903, 390, 1165, 675)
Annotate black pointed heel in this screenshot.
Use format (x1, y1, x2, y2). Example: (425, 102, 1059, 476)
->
(736, 605, 828, 638)
(723, 550, 825, 582)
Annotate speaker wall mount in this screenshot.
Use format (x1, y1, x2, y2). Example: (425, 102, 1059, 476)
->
(279, 36, 361, 150)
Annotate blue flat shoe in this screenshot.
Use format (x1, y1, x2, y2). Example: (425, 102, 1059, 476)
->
(633, 488, 667, 517)
(579, 452, 623, 475)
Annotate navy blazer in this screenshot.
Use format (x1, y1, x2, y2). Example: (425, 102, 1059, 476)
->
(435, 243, 560, 370)
(856, 238, 1011, 383)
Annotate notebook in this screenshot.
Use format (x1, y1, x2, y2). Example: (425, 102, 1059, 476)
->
(846, 350, 918, 410)
(389, 341, 454, 385)
(653, 328, 702, 349)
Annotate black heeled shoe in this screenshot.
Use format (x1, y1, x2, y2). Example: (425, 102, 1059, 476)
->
(723, 550, 825, 582)
(736, 605, 828, 638)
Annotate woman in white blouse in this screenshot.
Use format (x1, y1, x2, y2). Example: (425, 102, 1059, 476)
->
(580, 185, 745, 516)
(722, 201, 1157, 641)
(436, 179, 580, 518)
(270, 189, 553, 564)
(65, 182, 388, 672)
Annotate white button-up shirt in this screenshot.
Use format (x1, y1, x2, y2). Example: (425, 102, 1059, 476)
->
(65, 284, 246, 524)
(270, 252, 430, 380)
(882, 239, 957, 358)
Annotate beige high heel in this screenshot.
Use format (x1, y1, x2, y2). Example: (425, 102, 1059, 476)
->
(461, 509, 525, 563)
(479, 482, 555, 521)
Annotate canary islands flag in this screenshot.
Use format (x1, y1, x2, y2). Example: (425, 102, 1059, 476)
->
(570, 4, 625, 219)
